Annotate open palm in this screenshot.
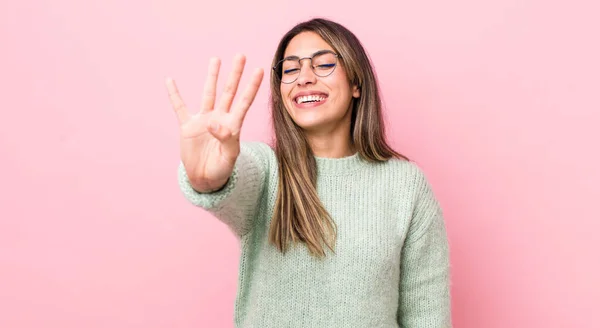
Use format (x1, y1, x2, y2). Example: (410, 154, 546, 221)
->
(166, 55, 264, 192)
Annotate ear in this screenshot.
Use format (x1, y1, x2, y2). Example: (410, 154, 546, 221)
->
(352, 84, 361, 98)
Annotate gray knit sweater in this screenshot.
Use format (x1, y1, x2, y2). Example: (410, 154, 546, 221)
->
(178, 141, 452, 327)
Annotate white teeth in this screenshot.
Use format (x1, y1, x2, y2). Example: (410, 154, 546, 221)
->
(296, 95, 326, 104)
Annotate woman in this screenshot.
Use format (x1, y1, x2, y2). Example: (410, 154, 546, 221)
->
(167, 18, 451, 328)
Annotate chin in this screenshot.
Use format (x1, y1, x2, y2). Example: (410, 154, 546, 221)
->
(294, 120, 325, 132)
(289, 112, 327, 130)
(284, 102, 351, 133)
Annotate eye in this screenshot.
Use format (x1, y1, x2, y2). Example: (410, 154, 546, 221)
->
(315, 63, 336, 70)
(283, 68, 300, 75)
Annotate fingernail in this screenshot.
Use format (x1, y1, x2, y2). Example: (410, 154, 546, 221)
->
(210, 122, 220, 132)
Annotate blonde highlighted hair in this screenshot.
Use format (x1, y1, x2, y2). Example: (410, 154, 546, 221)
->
(268, 18, 409, 258)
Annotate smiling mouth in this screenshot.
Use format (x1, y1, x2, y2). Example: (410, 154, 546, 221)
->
(295, 95, 328, 104)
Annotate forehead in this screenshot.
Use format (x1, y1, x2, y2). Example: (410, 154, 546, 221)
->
(283, 31, 334, 58)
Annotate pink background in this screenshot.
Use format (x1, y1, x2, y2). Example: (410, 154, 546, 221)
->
(1, 0, 598, 327)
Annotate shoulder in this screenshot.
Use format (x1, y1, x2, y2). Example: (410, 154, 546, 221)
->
(239, 140, 278, 173)
(378, 157, 430, 189)
(375, 157, 440, 211)
(240, 140, 275, 158)
(395, 160, 444, 238)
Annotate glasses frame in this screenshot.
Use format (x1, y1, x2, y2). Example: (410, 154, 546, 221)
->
(273, 49, 342, 84)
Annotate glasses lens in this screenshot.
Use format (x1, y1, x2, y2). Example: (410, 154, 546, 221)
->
(312, 52, 337, 77)
(276, 52, 339, 83)
(279, 59, 301, 83)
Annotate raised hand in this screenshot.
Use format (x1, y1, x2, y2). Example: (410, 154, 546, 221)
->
(167, 54, 264, 192)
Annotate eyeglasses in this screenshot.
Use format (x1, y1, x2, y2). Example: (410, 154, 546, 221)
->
(273, 50, 341, 84)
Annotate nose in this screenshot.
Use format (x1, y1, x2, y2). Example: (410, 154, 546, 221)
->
(295, 60, 316, 86)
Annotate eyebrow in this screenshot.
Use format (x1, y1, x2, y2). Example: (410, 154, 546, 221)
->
(282, 49, 332, 61)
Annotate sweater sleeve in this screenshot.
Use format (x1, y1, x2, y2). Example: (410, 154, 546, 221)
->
(397, 167, 452, 327)
(177, 142, 271, 237)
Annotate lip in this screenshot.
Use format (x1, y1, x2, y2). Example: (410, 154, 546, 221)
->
(293, 90, 329, 99)
(292, 91, 329, 108)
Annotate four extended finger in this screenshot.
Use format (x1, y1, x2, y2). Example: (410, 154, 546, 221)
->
(217, 54, 246, 113)
(200, 57, 221, 113)
(232, 68, 264, 127)
(166, 78, 190, 124)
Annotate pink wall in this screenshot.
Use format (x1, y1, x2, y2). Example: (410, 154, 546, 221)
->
(1, 0, 598, 327)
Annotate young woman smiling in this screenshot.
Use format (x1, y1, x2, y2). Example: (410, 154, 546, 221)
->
(167, 18, 452, 328)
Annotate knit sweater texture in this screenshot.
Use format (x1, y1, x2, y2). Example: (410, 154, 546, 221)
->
(178, 141, 452, 328)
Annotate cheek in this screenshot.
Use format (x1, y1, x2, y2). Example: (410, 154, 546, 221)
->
(329, 81, 352, 104)
(279, 86, 294, 114)
(280, 86, 293, 106)
(280, 83, 293, 98)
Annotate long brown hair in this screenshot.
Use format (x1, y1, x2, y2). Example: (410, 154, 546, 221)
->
(269, 18, 409, 258)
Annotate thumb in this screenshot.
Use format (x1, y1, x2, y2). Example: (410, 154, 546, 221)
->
(208, 121, 240, 163)
(208, 121, 233, 143)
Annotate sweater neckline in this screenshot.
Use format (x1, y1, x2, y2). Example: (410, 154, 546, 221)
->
(314, 152, 368, 176)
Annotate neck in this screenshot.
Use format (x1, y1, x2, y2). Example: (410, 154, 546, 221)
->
(305, 123, 355, 158)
